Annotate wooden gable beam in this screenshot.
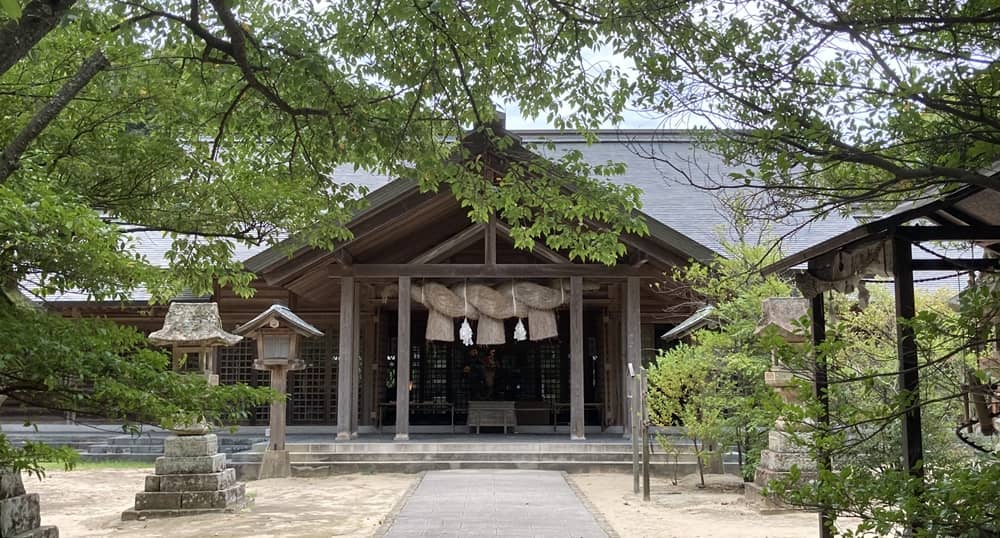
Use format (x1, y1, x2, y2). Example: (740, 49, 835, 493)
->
(494, 221, 572, 264)
(408, 223, 486, 264)
(327, 263, 663, 278)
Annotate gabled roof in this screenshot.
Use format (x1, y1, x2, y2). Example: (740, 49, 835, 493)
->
(245, 129, 720, 278)
(661, 305, 716, 342)
(234, 304, 324, 337)
(762, 186, 1000, 275)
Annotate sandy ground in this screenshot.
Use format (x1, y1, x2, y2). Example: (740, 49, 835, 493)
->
(31, 468, 415, 537)
(570, 473, 859, 538)
(28, 469, 859, 537)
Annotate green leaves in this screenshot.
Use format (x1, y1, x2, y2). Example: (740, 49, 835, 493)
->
(0, 0, 21, 20)
(0, 301, 273, 473)
(617, 0, 1000, 213)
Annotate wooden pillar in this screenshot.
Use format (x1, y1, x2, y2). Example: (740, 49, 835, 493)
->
(268, 365, 289, 451)
(351, 288, 361, 438)
(395, 277, 411, 441)
(336, 277, 355, 440)
(893, 238, 924, 478)
(361, 314, 377, 427)
(626, 276, 641, 494)
(570, 276, 585, 440)
(811, 292, 834, 538)
(485, 214, 497, 265)
(625, 277, 641, 431)
(893, 237, 924, 534)
(620, 282, 630, 438)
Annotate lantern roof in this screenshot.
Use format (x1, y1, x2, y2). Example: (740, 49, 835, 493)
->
(234, 304, 324, 338)
(148, 302, 242, 347)
(754, 297, 810, 343)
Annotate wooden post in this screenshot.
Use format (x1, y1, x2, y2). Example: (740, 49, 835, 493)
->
(361, 314, 377, 427)
(485, 214, 497, 265)
(268, 365, 288, 451)
(640, 366, 650, 501)
(395, 277, 411, 441)
(626, 277, 641, 492)
(620, 283, 630, 438)
(632, 372, 640, 494)
(570, 276, 585, 440)
(351, 286, 361, 438)
(336, 277, 355, 441)
(811, 292, 834, 538)
(893, 237, 924, 534)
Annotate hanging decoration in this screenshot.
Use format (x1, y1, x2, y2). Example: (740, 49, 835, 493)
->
(459, 282, 475, 346)
(512, 282, 527, 341)
(407, 280, 573, 342)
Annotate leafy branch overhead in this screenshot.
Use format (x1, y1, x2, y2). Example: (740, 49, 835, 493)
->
(615, 0, 1000, 216)
(1, 0, 639, 301)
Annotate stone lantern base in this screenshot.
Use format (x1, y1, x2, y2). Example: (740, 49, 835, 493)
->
(0, 471, 58, 537)
(122, 434, 250, 520)
(745, 430, 816, 510)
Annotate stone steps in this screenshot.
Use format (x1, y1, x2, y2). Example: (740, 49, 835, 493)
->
(226, 437, 739, 480)
(281, 451, 693, 463)
(286, 460, 725, 477)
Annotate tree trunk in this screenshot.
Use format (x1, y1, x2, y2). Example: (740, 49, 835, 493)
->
(0, 0, 78, 77)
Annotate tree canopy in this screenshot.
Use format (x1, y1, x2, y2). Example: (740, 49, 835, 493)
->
(615, 0, 1000, 218)
(1, 0, 645, 305)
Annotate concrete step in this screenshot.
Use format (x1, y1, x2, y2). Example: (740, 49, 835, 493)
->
(288, 460, 732, 476)
(274, 442, 680, 454)
(284, 451, 694, 463)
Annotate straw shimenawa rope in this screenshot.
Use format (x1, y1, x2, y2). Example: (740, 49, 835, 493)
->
(410, 281, 568, 342)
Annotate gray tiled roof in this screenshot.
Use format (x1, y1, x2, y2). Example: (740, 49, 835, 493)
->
(37, 131, 870, 302)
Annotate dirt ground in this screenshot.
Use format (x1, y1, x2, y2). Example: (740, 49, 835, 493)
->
(31, 468, 415, 537)
(570, 473, 859, 538)
(30, 468, 857, 537)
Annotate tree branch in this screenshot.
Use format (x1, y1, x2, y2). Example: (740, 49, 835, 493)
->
(0, 0, 78, 77)
(0, 50, 109, 184)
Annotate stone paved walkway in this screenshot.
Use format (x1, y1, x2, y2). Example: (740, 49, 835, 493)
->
(383, 470, 609, 538)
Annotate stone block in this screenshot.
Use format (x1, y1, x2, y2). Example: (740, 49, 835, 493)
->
(155, 454, 226, 476)
(144, 475, 161, 493)
(158, 469, 235, 492)
(759, 449, 817, 473)
(0, 493, 41, 537)
(0, 472, 25, 501)
(767, 430, 811, 452)
(8, 525, 58, 538)
(179, 484, 245, 510)
(164, 435, 218, 458)
(133, 492, 182, 510)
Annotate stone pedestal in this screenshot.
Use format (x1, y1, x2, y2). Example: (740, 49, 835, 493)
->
(122, 434, 250, 520)
(0, 471, 58, 538)
(745, 430, 817, 510)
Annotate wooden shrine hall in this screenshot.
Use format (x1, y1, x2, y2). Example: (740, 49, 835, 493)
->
(49, 127, 719, 440)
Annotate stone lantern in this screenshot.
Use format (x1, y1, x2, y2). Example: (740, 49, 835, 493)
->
(235, 304, 323, 479)
(746, 297, 816, 508)
(123, 303, 250, 521)
(148, 302, 242, 385)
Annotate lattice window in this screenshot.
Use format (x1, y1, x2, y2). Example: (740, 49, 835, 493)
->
(289, 333, 335, 424)
(423, 342, 450, 402)
(409, 344, 422, 401)
(218, 340, 255, 386)
(535, 340, 563, 404)
(450, 345, 470, 409)
(254, 369, 270, 422)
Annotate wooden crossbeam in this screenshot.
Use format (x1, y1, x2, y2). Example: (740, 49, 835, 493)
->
(897, 225, 1000, 241)
(327, 263, 661, 278)
(494, 221, 572, 264)
(910, 258, 1000, 271)
(407, 223, 486, 264)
